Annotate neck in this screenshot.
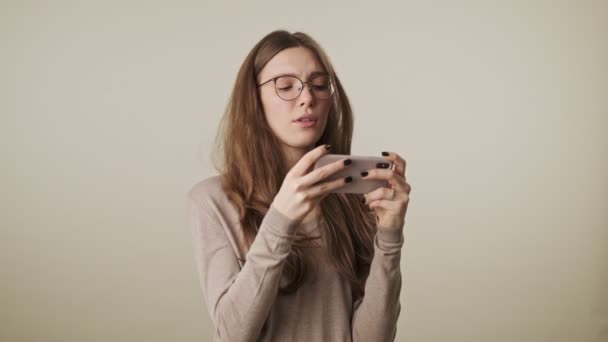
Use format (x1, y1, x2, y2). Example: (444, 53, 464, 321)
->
(282, 143, 315, 170)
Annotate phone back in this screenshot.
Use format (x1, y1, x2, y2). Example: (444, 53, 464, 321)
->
(313, 154, 392, 194)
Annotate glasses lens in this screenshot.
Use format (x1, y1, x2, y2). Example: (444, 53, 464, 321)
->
(310, 74, 333, 100)
(274, 75, 334, 101)
(275, 76, 301, 101)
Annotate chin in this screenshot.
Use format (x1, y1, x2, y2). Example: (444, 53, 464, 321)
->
(287, 140, 317, 150)
(281, 122, 327, 149)
(282, 135, 320, 150)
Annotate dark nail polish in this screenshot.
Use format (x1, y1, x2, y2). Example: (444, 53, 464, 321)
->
(345, 176, 353, 183)
(344, 159, 352, 166)
(376, 162, 390, 169)
(361, 171, 368, 177)
(362, 198, 366, 204)
(325, 144, 331, 150)
(382, 151, 389, 156)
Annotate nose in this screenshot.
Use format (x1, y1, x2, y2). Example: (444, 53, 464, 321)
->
(298, 83, 314, 106)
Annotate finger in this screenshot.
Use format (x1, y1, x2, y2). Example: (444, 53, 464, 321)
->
(367, 199, 402, 211)
(361, 168, 406, 190)
(381, 151, 406, 176)
(362, 186, 395, 204)
(299, 156, 351, 187)
(306, 174, 352, 199)
(289, 144, 331, 177)
(403, 181, 412, 194)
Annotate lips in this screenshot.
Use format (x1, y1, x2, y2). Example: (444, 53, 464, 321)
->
(294, 114, 318, 122)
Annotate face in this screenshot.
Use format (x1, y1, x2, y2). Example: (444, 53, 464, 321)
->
(257, 47, 331, 160)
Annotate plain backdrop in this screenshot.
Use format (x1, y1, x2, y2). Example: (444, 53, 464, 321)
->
(1, 1, 607, 341)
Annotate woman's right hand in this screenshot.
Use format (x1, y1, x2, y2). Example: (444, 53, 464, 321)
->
(271, 144, 352, 222)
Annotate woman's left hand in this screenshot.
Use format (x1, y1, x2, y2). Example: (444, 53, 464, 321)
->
(362, 152, 411, 231)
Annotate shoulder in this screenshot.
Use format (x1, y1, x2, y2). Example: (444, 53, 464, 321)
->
(187, 174, 224, 205)
(186, 174, 240, 230)
(187, 175, 246, 261)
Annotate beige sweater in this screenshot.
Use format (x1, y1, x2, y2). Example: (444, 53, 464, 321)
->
(188, 175, 404, 341)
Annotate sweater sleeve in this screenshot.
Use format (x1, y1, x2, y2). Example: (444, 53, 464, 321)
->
(351, 227, 404, 342)
(189, 195, 299, 341)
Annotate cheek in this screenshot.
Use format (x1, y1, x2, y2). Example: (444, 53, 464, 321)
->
(318, 102, 331, 122)
(262, 94, 292, 126)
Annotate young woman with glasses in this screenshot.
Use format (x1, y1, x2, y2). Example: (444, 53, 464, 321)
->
(188, 30, 412, 342)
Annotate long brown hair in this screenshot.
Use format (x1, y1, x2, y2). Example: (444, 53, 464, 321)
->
(212, 30, 376, 299)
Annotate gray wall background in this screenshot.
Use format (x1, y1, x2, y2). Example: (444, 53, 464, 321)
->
(2, 1, 606, 341)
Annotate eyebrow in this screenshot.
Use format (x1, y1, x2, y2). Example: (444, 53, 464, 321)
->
(274, 71, 328, 78)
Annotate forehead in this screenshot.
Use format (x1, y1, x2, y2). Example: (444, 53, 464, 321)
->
(258, 46, 326, 81)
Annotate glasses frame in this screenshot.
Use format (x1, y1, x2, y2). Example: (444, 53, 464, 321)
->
(256, 73, 335, 101)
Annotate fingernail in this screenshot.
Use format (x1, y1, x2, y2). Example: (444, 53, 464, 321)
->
(344, 159, 352, 166)
(325, 144, 331, 150)
(376, 163, 390, 169)
(382, 151, 389, 156)
(361, 171, 368, 177)
(345, 176, 353, 183)
(361, 197, 366, 204)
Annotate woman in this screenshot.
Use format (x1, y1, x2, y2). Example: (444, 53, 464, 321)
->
(188, 30, 411, 341)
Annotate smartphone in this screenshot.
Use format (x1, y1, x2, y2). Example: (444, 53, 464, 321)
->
(313, 154, 393, 194)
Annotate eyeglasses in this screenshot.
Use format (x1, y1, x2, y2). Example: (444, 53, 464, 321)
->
(257, 74, 335, 101)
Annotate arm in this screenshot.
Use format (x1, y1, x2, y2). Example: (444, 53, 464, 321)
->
(351, 228, 404, 342)
(189, 196, 298, 341)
